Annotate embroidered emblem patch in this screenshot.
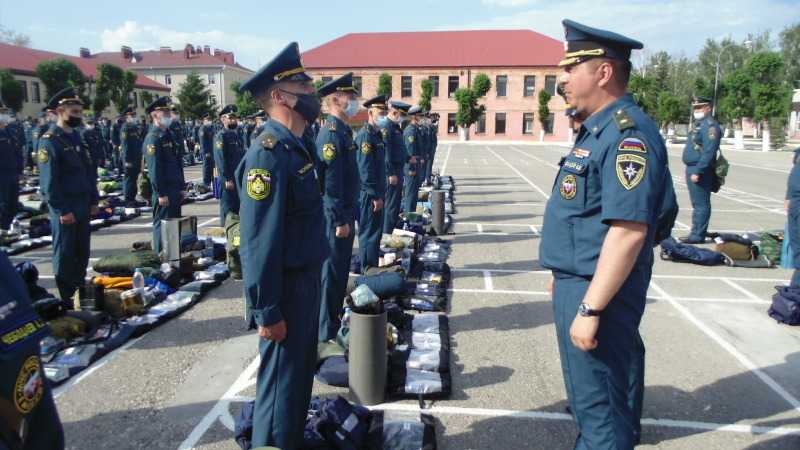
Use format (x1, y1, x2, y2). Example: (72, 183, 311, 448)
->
(616, 154, 647, 190)
(329, 122, 337, 132)
(322, 143, 337, 161)
(14, 356, 43, 414)
(362, 142, 372, 154)
(121, 132, 127, 139)
(215, 140, 223, 150)
(147, 144, 156, 155)
(560, 174, 577, 200)
(38, 149, 49, 163)
(618, 138, 647, 153)
(709, 127, 717, 140)
(408, 136, 414, 144)
(572, 148, 592, 159)
(381, 128, 389, 138)
(298, 163, 313, 174)
(246, 169, 271, 200)
(33, 132, 39, 139)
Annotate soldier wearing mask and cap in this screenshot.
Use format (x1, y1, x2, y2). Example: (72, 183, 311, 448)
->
(382, 101, 411, 233)
(37, 87, 100, 302)
(356, 94, 387, 273)
(214, 105, 243, 226)
(235, 41, 328, 450)
(403, 107, 423, 215)
(81, 115, 105, 178)
(0, 101, 24, 230)
(120, 107, 142, 203)
(199, 112, 215, 184)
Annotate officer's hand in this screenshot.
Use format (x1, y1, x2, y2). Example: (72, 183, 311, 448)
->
(125, 162, 133, 168)
(691, 174, 700, 183)
(205, 153, 211, 158)
(389, 175, 397, 186)
(225, 180, 234, 190)
(158, 196, 169, 206)
(258, 321, 287, 343)
(548, 275, 554, 296)
(409, 170, 416, 177)
(90, 205, 99, 215)
(60, 213, 76, 225)
(180, 191, 186, 200)
(570, 314, 599, 351)
(786, 199, 791, 211)
(336, 223, 350, 238)
(373, 199, 383, 212)
(409, 156, 418, 164)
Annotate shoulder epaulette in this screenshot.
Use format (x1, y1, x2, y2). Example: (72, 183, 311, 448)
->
(149, 132, 159, 137)
(42, 131, 53, 139)
(612, 109, 635, 131)
(323, 121, 337, 132)
(260, 132, 278, 149)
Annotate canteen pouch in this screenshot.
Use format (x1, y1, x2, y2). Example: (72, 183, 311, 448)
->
(712, 151, 729, 193)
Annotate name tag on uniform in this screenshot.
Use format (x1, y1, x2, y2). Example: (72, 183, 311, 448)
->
(562, 159, 586, 174)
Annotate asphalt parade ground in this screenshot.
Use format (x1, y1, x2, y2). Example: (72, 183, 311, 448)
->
(14, 141, 800, 449)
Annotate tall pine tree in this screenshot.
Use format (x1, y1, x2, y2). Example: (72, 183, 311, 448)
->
(176, 71, 217, 119)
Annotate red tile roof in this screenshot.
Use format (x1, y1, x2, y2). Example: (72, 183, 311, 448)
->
(89, 46, 253, 73)
(0, 43, 169, 91)
(302, 30, 563, 69)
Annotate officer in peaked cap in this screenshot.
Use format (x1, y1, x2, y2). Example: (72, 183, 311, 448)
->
(242, 112, 256, 149)
(81, 114, 104, 178)
(315, 72, 361, 344)
(403, 106, 423, 215)
(37, 87, 100, 302)
(235, 41, 328, 450)
(539, 20, 676, 449)
(417, 111, 431, 186)
(168, 105, 187, 165)
(680, 95, 721, 244)
(250, 110, 268, 144)
(143, 96, 185, 254)
(382, 101, 411, 233)
(0, 100, 23, 230)
(199, 112, 215, 184)
(119, 105, 142, 203)
(214, 105, 243, 226)
(355, 94, 387, 273)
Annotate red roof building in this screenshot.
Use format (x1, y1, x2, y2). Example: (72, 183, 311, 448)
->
(302, 30, 573, 142)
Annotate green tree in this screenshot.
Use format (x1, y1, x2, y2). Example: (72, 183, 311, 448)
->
(744, 52, 793, 150)
(720, 69, 754, 149)
(628, 74, 656, 117)
(35, 57, 86, 101)
(310, 80, 326, 121)
(140, 90, 154, 107)
(229, 80, 258, 118)
(779, 23, 800, 86)
(175, 71, 217, 119)
(419, 79, 433, 111)
(454, 73, 491, 140)
(0, 68, 24, 111)
(0, 26, 31, 47)
(94, 63, 137, 115)
(656, 91, 682, 134)
(537, 89, 551, 140)
(377, 73, 392, 97)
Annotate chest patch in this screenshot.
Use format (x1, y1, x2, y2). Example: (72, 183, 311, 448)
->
(247, 169, 271, 200)
(560, 174, 577, 200)
(618, 137, 647, 153)
(616, 154, 647, 190)
(382, 128, 389, 138)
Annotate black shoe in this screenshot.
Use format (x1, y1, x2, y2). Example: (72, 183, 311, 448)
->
(678, 236, 705, 244)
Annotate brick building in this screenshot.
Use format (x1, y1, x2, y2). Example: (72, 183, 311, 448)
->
(302, 30, 572, 142)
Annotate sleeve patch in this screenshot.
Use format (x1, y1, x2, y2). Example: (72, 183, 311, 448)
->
(618, 137, 647, 153)
(616, 154, 647, 190)
(322, 143, 337, 161)
(38, 149, 49, 163)
(215, 140, 223, 150)
(147, 144, 156, 155)
(408, 136, 414, 144)
(246, 169, 271, 200)
(121, 132, 127, 139)
(381, 128, 389, 138)
(709, 128, 717, 140)
(361, 142, 372, 155)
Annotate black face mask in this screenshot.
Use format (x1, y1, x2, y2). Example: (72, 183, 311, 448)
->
(226, 122, 237, 130)
(65, 115, 83, 128)
(279, 89, 321, 125)
(116, 120, 123, 125)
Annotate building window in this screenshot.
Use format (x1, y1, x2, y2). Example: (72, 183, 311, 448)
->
(496, 75, 507, 97)
(165, 74, 172, 85)
(132, 92, 138, 109)
(322, 76, 333, 84)
(447, 113, 457, 134)
(545, 113, 555, 134)
(20, 81, 28, 102)
(495, 113, 506, 135)
(209, 94, 217, 105)
(208, 74, 216, 85)
(429, 76, 439, 98)
(523, 113, 535, 135)
(476, 114, 486, 134)
(545, 75, 557, 96)
(353, 76, 362, 98)
(32, 82, 41, 103)
(448, 76, 459, 98)
(523, 76, 536, 97)
(401, 76, 412, 97)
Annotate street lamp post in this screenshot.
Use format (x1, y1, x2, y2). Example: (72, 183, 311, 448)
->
(712, 38, 752, 116)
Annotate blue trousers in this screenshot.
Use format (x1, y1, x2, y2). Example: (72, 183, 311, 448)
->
(0, 174, 19, 230)
(552, 267, 648, 450)
(318, 209, 356, 341)
(253, 266, 321, 450)
(686, 171, 712, 241)
(219, 184, 240, 227)
(358, 191, 383, 274)
(202, 156, 215, 184)
(789, 200, 800, 286)
(383, 165, 404, 233)
(123, 163, 141, 202)
(50, 197, 92, 302)
(151, 188, 182, 255)
(403, 168, 419, 216)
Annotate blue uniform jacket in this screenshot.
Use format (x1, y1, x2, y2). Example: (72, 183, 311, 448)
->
(143, 126, 184, 197)
(81, 128, 105, 169)
(403, 123, 419, 171)
(38, 127, 99, 216)
(0, 128, 22, 175)
(199, 124, 214, 157)
(355, 122, 386, 199)
(315, 115, 359, 227)
(120, 122, 143, 165)
(235, 120, 329, 327)
(380, 120, 405, 179)
(170, 121, 186, 155)
(110, 122, 122, 148)
(787, 149, 800, 201)
(32, 124, 49, 154)
(540, 94, 669, 277)
(214, 129, 244, 184)
(682, 116, 721, 177)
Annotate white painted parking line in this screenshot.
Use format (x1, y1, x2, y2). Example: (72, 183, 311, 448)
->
(722, 278, 771, 303)
(484, 146, 551, 200)
(476, 224, 483, 233)
(439, 145, 452, 175)
(530, 225, 541, 236)
(482, 270, 493, 291)
(649, 281, 800, 413)
(507, 146, 561, 170)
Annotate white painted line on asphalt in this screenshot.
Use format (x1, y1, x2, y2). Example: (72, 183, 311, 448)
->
(457, 202, 543, 206)
(370, 403, 800, 437)
(507, 146, 561, 170)
(530, 225, 541, 236)
(452, 268, 788, 283)
(728, 162, 790, 174)
(673, 220, 691, 231)
(722, 279, 771, 303)
(449, 289, 765, 303)
(440, 145, 452, 175)
(482, 270, 493, 291)
(456, 185, 535, 190)
(476, 224, 483, 233)
(198, 218, 217, 228)
(453, 268, 550, 274)
(649, 281, 800, 414)
(460, 222, 543, 228)
(456, 231, 538, 236)
(484, 146, 551, 200)
(450, 288, 550, 295)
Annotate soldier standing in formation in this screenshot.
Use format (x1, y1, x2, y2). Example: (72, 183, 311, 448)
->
(403, 107, 422, 215)
(355, 94, 387, 272)
(120, 107, 142, 203)
(0, 101, 23, 230)
(214, 105, 244, 226)
(381, 101, 410, 233)
(81, 116, 105, 179)
(199, 112, 215, 184)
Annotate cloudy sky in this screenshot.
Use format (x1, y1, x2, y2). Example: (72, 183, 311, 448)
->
(2, 0, 797, 71)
